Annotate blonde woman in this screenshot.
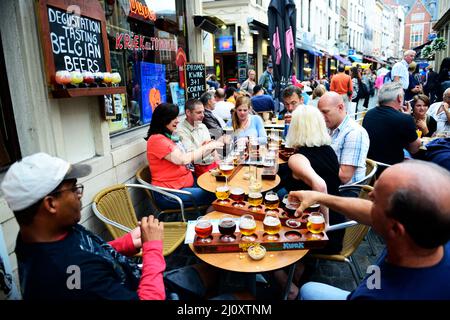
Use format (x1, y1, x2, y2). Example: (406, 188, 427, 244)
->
(285, 106, 345, 253)
(230, 95, 267, 144)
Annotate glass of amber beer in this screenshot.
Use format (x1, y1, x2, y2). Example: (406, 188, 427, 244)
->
(306, 212, 326, 238)
(263, 211, 281, 240)
(248, 192, 263, 211)
(195, 216, 213, 243)
(219, 160, 234, 187)
(264, 191, 280, 210)
(239, 214, 257, 241)
(215, 185, 230, 204)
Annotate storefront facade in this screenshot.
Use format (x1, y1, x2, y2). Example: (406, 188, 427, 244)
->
(0, 0, 203, 293)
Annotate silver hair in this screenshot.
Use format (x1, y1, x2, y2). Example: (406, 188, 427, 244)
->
(378, 82, 404, 106)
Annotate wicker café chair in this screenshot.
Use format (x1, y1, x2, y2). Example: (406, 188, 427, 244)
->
(308, 185, 374, 286)
(135, 165, 207, 218)
(92, 184, 187, 257)
(348, 158, 377, 187)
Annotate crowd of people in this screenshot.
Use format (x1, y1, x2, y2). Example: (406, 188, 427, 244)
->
(1, 49, 449, 301)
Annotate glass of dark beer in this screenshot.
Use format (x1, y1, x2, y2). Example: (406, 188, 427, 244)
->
(230, 187, 245, 202)
(218, 216, 237, 242)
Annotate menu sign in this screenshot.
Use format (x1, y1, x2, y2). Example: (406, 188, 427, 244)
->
(47, 6, 106, 72)
(185, 63, 206, 100)
(38, 0, 112, 91)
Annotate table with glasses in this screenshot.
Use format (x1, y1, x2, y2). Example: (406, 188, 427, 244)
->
(196, 165, 281, 194)
(188, 210, 309, 299)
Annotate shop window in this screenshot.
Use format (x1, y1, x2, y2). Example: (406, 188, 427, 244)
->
(0, 35, 21, 171)
(102, 0, 187, 135)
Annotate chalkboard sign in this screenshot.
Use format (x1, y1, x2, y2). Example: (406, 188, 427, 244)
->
(185, 63, 206, 100)
(38, 0, 116, 97)
(47, 6, 106, 73)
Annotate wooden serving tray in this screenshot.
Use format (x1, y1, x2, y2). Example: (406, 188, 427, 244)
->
(193, 229, 328, 253)
(211, 199, 311, 228)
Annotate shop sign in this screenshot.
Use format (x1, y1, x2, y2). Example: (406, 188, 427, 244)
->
(115, 32, 177, 51)
(184, 63, 206, 100)
(129, 0, 156, 22)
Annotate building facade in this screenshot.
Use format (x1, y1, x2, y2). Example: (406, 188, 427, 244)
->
(404, 0, 434, 49)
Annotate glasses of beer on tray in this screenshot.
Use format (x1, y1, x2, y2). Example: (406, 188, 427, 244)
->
(284, 198, 301, 229)
(263, 211, 281, 240)
(215, 185, 230, 205)
(218, 215, 237, 242)
(306, 212, 326, 239)
(195, 216, 213, 243)
(248, 192, 263, 211)
(264, 191, 280, 211)
(239, 214, 257, 242)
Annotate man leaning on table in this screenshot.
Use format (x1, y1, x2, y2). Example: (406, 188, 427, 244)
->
(289, 160, 450, 300)
(1, 153, 165, 300)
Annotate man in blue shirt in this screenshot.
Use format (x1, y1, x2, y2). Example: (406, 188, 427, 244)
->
(290, 160, 450, 300)
(251, 85, 275, 112)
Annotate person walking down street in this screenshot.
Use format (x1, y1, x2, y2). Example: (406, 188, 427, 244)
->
(405, 62, 423, 101)
(259, 63, 274, 97)
(0, 153, 166, 300)
(293, 160, 450, 300)
(362, 68, 375, 109)
(330, 64, 353, 113)
(240, 69, 257, 95)
(391, 49, 416, 93)
(423, 66, 440, 104)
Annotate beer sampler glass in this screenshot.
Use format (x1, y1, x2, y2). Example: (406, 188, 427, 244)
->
(285, 200, 301, 228)
(263, 211, 282, 240)
(215, 185, 230, 204)
(194, 216, 213, 243)
(219, 160, 234, 187)
(230, 187, 245, 202)
(239, 214, 257, 241)
(306, 212, 326, 238)
(248, 192, 263, 211)
(264, 191, 280, 210)
(218, 216, 236, 242)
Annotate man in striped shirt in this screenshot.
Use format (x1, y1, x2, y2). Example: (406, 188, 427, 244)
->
(318, 92, 370, 184)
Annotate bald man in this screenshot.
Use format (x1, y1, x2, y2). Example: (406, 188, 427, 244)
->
(318, 92, 370, 184)
(289, 160, 450, 300)
(391, 49, 416, 90)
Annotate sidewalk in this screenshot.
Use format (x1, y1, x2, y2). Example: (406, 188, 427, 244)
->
(165, 230, 386, 298)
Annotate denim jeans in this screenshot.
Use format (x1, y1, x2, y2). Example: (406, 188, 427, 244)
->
(299, 281, 350, 300)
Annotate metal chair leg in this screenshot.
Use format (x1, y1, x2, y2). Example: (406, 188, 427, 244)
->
(366, 230, 378, 256)
(349, 255, 364, 279)
(282, 262, 297, 300)
(345, 258, 361, 287)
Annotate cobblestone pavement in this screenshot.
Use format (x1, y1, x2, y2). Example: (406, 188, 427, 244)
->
(165, 229, 386, 299)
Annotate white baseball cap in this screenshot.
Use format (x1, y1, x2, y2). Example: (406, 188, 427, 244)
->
(1, 153, 91, 211)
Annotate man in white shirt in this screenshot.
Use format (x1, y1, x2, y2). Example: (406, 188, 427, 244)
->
(427, 88, 450, 134)
(318, 92, 370, 185)
(213, 88, 234, 121)
(391, 50, 416, 91)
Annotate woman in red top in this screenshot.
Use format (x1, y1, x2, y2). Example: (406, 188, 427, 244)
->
(146, 103, 221, 210)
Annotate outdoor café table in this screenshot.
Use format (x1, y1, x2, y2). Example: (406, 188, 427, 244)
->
(188, 211, 309, 300)
(197, 166, 281, 194)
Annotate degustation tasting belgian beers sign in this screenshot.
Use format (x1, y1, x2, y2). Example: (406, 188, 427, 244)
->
(184, 63, 206, 100)
(38, 0, 123, 98)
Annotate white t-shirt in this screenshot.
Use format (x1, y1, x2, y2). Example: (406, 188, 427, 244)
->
(427, 102, 450, 133)
(391, 60, 409, 89)
(214, 101, 234, 121)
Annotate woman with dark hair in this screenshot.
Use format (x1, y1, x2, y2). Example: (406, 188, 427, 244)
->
(412, 94, 437, 137)
(145, 103, 221, 210)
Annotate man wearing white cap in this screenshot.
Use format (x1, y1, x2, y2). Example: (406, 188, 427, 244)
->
(0, 153, 165, 300)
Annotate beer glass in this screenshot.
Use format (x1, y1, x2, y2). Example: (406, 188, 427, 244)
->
(194, 216, 213, 243)
(248, 192, 263, 211)
(284, 200, 301, 228)
(218, 215, 236, 242)
(215, 185, 230, 204)
(230, 187, 245, 202)
(263, 211, 281, 240)
(249, 166, 262, 193)
(239, 214, 257, 241)
(219, 160, 234, 187)
(306, 212, 326, 238)
(264, 191, 280, 210)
